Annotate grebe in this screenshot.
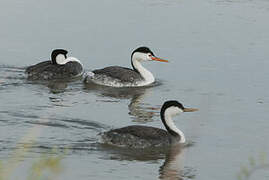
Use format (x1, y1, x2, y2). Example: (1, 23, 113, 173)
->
(26, 49, 83, 80)
(84, 46, 168, 87)
(101, 101, 198, 148)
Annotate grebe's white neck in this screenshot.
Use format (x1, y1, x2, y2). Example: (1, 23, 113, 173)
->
(55, 54, 66, 65)
(164, 107, 185, 143)
(131, 52, 155, 85)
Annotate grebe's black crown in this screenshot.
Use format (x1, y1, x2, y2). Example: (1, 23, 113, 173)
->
(131, 46, 155, 58)
(161, 100, 184, 114)
(51, 49, 68, 64)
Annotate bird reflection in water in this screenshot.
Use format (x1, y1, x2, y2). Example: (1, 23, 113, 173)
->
(26, 75, 82, 94)
(128, 88, 160, 123)
(159, 144, 195, 180)
(98, 143, 195, 179)
(84, 82, 160, 123)
(47, 81, 68, 93)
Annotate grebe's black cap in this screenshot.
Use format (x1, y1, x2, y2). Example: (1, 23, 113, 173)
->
(131, 46, 155, 58)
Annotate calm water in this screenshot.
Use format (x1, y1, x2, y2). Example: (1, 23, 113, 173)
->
(1, 0, 269, 179)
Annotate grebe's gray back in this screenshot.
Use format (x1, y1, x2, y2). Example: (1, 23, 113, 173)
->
(101, 101, 198, 148)
(26, 49, 83, 80)
(84, 46, 168, 87)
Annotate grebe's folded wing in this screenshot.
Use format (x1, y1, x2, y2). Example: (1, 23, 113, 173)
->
(92, 66, 143, 82)
(106, 125, 170, 140)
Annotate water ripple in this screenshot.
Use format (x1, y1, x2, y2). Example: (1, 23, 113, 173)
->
(25, 121, 70, 128)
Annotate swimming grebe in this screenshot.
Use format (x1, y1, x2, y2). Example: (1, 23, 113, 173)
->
(101, 101, 198, 148)
(84, 46, 168, 87)
(26, 49, 83, 80)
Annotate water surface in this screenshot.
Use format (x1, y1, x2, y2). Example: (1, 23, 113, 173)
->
(0, 0, 269, 179)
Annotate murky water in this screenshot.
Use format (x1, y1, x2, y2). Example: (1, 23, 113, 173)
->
(1, 0, 269, 179)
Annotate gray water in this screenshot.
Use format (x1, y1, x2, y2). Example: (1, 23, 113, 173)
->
(1, 0, 269, 179)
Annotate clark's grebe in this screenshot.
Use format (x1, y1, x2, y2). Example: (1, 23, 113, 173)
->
(26, 49, 83, 80)
(84, 46, 168, 87)
(101, 101, 198, 148)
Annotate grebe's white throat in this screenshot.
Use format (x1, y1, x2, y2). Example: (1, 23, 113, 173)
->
(164, 107, 185, 143)
(131, 52, 155, 86)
